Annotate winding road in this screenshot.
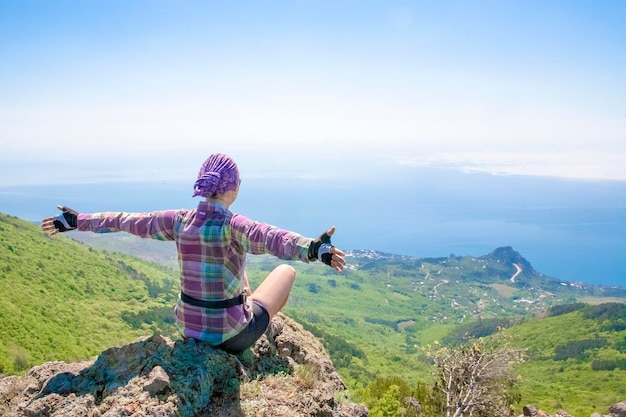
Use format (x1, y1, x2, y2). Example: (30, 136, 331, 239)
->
(433, 280, 449, 294)
(510, 263, 522, 283)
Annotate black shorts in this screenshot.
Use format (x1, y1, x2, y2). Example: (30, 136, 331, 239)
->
(217, 301, 270, 354)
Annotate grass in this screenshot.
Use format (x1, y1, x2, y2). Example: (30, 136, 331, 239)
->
(503, 309, 626, 416)
(489, 283, 518, 298)
(0, 213, 180, 374)
(580, 296, 626, 305)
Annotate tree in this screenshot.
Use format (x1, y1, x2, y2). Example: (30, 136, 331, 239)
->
(426, 334, 524, 417)
(370, 384, 403, 417)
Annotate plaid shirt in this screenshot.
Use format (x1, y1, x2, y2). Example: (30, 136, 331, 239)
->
(77, 201, 314, 345)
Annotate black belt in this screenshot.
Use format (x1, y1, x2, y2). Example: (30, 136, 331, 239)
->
(180, 291, 246, 309)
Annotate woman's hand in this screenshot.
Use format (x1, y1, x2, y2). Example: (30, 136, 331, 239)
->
(310, 226, 347, 273)
(328, 245, 346, 273)
(41, 205, 79, 236)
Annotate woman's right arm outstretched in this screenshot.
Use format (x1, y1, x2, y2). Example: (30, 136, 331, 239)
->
(230, 214, 345, 272)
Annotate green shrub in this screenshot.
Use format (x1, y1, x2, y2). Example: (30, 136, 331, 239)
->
(548, 303, 587, 317)
(591, 359, 626, 371)
(553, 338, 607, 361)
(583, 303, 626, 321)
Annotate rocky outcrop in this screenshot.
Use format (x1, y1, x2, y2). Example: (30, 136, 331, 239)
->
(520, 401, 626, 417)
(482, 246, 535, 274)
(591, 400, 626, 417)
(521, 404, 574, 417)
(0, 313, 368, 417)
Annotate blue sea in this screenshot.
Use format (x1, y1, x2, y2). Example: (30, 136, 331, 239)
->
(2, 166, 625, 287)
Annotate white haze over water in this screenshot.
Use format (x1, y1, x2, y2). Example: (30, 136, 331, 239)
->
(2, 2, 626, 184)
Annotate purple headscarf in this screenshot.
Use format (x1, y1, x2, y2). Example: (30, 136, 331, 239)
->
(192, 153, 240, 197)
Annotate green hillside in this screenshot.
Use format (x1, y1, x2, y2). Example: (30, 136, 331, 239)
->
(3, 212, 625, 416)
(66, 224, 626, 416)
(0, 213, 180, 375)
(503, 303, 626, 417)
(246, 250, 624, 366)
(245, 251, 626, 415)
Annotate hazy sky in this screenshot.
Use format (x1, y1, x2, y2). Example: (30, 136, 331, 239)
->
(1, 1, 625, 186)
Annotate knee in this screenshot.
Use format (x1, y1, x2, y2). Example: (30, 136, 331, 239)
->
(277, 264, 296, 281)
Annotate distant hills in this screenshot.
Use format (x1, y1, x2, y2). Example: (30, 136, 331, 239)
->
(2, 212, 625, 416)
(344, 246, 625, 317)
(67, 227, 626, 308)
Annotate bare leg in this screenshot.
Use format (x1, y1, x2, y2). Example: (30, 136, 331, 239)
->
(251, 264, 296, 319)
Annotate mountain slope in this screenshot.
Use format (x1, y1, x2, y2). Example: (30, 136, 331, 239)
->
(503, 303, 626, 417)
(0, 213, 179, 375)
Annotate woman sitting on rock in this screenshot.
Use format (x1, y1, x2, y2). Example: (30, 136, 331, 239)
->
(41, 153, 346, 354)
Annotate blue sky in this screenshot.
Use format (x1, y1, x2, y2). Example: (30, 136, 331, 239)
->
(1, 1, 625, 186)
